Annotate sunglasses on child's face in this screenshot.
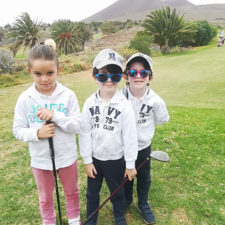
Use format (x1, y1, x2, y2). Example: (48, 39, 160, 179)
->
(94, 73, 122, 83)
(127, 69, 152, 78)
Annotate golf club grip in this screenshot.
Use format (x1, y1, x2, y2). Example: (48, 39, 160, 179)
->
(46, 121, 54, 158)
(83, 158, 149, 225)
(48, 137, 54, 158)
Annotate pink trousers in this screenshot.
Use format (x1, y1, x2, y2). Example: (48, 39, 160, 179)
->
(32, 161, 80, 224)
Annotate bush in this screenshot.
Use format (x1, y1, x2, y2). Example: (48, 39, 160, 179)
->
(193, 21, 217, 46)
(100, 21, 119, 34)
(129, 32, 152, 55)
(12, 63, 27, 73)
(0, 74, 15, 87)
(118, 46, 138, 60)
(126, 19, 133, 29)
(0, 49, 14, 74)
(61, 62, 90, 75)
(0, 27, 5, 42)
(79, 51, 96, 64)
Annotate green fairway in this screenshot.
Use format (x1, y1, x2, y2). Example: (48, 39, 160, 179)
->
(152, 46, 225, 109)
(0, 44, 224, 225)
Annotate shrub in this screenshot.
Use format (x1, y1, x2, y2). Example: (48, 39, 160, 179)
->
(126, 20, 133, 29)
(61, 62, 90, 75)
(0, 74, 15, 87)
(129, 32, 152, 55)
(193, 21, 217, 46)
(12, 63, 27, 73)
(0, 26, 5, 42)
(73, 63, 83, 72)
(80, 50, 96, 64)
(0, 49, 14, 74)
(118, 46, 137, 60)
(100, 21, 119, 34)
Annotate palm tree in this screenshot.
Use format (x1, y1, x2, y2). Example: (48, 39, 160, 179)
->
(0, 27, 5, 41)
(50, 20, 81, 55)
(7, 12, 43, 56)
(75, 22, 92, 51)
(143, 7, 196, 53)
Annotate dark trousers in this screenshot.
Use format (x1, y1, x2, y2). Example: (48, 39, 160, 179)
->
(86, 157, 125, 224)
(124, 145, 151, 206)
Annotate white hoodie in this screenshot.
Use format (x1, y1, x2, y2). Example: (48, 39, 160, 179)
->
(79, 89, 138, 169)
(13, 82, 81, 170)
(122, 86, 169, 151)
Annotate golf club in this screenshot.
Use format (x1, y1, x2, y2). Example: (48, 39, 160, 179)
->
(83, 150, 170, 225)
(46, 121, 62, 225)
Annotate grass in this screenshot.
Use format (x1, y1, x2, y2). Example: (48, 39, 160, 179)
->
(152, 44, 225, 109)
(0, 45, 28, 59)
(0, 43, 224, 224)
(15, 47, 28, 60)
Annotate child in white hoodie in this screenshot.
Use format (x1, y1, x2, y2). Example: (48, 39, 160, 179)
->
(13, 43, 81, 225)
(122, 53, 169, 224)
(79, 49, 138, 225)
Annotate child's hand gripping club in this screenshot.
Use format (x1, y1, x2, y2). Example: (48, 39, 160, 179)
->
(37, 108, 55, 139)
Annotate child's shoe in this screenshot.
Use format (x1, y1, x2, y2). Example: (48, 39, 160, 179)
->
(137, 204, 155, 224)
(68, 215, 81, 225)
(114, 216, 127, 225)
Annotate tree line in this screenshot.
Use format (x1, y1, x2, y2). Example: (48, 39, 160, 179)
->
(0, 7, 219, 74)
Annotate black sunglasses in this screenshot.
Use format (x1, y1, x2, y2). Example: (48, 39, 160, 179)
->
(94, 73, 122, 83)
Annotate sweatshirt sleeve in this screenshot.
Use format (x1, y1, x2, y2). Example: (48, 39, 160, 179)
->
(122, 101, 138, 169)
(13, 94, 39, 142)
(79, 101, 93, 164)
(153, 97, 169, 125)
(51, 93, 81, 134)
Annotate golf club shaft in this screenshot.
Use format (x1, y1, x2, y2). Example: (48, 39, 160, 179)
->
(47, 121, 62, 225)
(83, 158, 149, 225)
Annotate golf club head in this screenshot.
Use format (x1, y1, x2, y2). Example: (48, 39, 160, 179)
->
(150, 150, 170, 162)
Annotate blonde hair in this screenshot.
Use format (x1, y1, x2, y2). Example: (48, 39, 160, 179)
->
(44, 39, 56, 50)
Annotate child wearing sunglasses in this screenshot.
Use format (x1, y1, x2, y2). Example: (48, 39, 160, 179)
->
(122, 53, 169, 224)
(79, 49, 138, 225)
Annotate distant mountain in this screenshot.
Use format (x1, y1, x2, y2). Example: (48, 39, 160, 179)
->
(84, 0, 193, 22)
(83, 0, 225, 26)
(162, 0, 193, 7)
(84, 0, 164, 22)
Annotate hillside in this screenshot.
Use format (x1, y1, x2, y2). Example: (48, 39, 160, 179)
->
(181, 4, 225, 25)
(86, 27, 142, 52)
(84, 0, 225, 26)
(84, 0, 164, 22)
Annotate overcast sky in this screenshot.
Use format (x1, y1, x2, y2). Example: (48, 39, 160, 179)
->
(1, 0, 225, 27)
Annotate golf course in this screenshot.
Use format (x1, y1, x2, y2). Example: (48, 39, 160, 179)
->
(0, 42, 224, 225)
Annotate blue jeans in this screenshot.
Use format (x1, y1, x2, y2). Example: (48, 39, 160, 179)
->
(86, 157, 125, 224)
(124, 145, 151, 206)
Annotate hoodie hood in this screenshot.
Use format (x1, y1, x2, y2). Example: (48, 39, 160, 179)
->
(95, 89, 127, 105)
(28, 81, 66, 99)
